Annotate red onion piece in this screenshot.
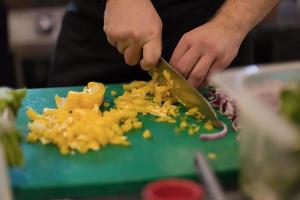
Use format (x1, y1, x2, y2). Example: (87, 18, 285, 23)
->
(200, 121, 228, 141)
(223, 102, 234, 117)
(206, 88, 239, 132)
(232, 121, 239, 132)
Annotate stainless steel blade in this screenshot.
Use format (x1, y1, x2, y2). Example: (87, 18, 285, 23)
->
(150, 58, 219, 126)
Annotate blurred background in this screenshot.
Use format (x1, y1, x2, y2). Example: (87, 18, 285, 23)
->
(1, 0, 300, 88)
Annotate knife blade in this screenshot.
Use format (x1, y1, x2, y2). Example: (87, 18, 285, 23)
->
(149, 57, 219, 127)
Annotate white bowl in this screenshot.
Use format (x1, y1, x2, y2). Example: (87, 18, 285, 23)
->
(211, 62, 300, 200)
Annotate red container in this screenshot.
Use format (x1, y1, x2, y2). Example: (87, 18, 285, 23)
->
(142, 179, 204, 200)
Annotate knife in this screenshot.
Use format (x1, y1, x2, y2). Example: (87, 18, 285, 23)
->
(149, 57, 219, 127)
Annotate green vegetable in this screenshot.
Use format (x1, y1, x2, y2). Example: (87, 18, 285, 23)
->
(0, 87, 26, 167)
(280, 83, 300, 127)
(0, 88, 26, 115)
(0, 128, 23, 166)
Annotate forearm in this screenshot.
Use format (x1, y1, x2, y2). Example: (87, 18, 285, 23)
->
(211, 0, 279, 37)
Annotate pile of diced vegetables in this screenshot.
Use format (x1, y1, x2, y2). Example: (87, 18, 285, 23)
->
(26, 72, 235, 155)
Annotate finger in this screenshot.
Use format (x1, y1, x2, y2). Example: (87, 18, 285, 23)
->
(170, 37, 190, 67)
(105, 29, 132, 54)
(175, 46, 202, 78)
(103, 26, 135, 48)
(106, 36, 116, 47)
(105, 29, 133, 43)
(140, 38, 162, 70)
(117, 35, 136, 55)
(206, 57, 230, 81)
(116, 42, 130, 55)
(200, 80, 209, 88)
(124, 43, 142, 66)
(187, 55, 215, 88)
(206, 64, 222, 83)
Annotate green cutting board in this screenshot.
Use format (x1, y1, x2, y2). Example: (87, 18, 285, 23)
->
(10, 84, 239, 200)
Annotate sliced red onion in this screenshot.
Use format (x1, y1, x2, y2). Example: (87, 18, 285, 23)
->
(206, 88, 239, 132)
(223, 101, 234, 116)
(209, 95, 221, 108)
(220, 98, 227, 114)
(210, 101, 220, 109)
(232, 121, 239, 132)
(200, 121, 228, 141)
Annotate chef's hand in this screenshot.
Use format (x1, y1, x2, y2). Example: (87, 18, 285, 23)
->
(104, 0, 162, 70)
(170, 21, 246, 88)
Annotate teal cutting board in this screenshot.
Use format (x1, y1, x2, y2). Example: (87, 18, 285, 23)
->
(11, 84, 239, 200)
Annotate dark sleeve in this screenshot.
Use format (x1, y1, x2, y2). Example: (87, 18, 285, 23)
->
(69, 0, 105, 18)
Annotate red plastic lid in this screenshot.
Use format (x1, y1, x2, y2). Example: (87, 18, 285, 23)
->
(142, 179, 204, 200)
